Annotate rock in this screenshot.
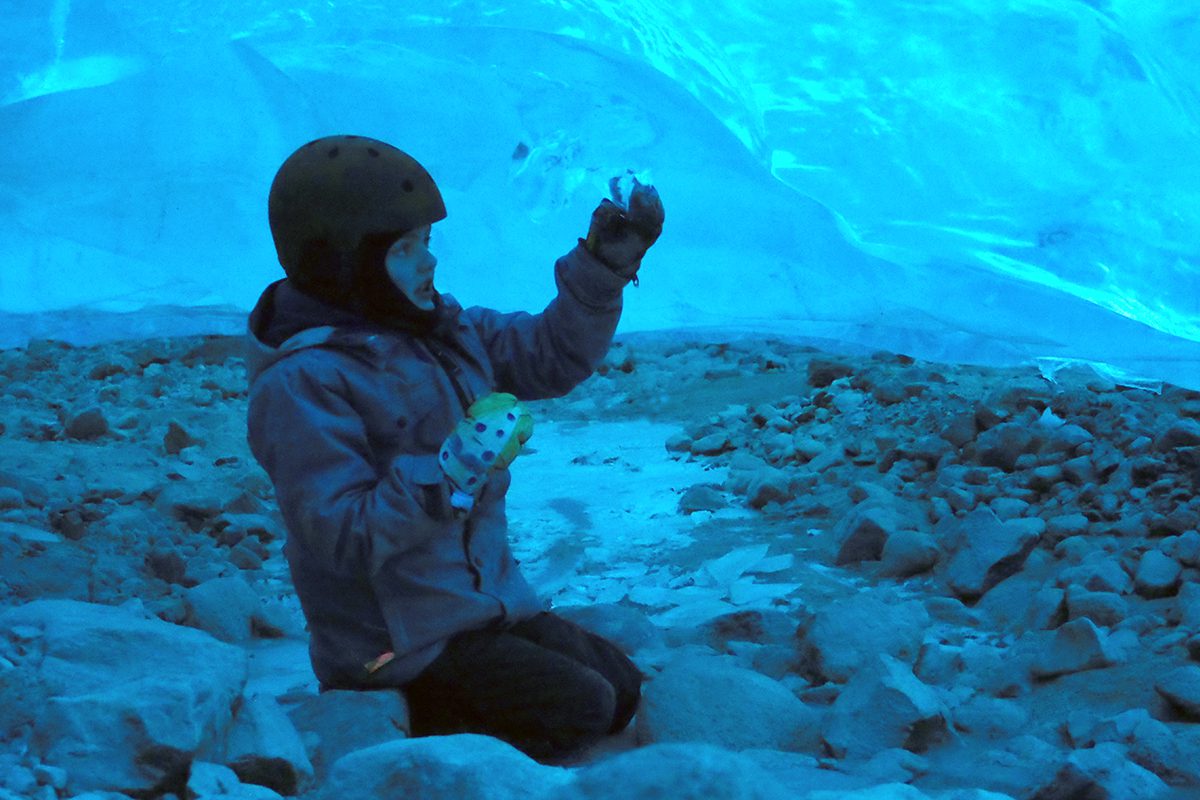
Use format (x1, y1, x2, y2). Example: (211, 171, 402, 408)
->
(942, 509, 1043, 602)
(1069, 708, 1200, 786)
(700, 609, 796, 651)
(1155, 418, 1200, 452)
(1043, 513, 1089, 546)
(1065, 588, 1128, 628)
(0, 522, 94, 601)
(1058, 554, 1133, 595)
(823, 655, 950, 759)
(990, 497, 1030, 520)
(833, 503, 906, 565)
(185, 576, 266, 643)
(287, 689, 409, 778)
(554, 603, 665, 655)
(316, 734, 568, 800)
(88, 355, 136, 381)
(745, 468, 791, 510)
(953, 695, 1029, 740)
(1052, 743, 1171, 799)
(0, 471, 48, 508)
(808, 359, 854, 388)
(859, 748, 929, 784)
(230, 543, 265, 571)
(215, 513, 285, 545)
(637, 655, 821, 753)
(1154, 666, 1200, 718)
(879, 530, 941, 577)
(976, 423, 1042, 471)
(65, 407, 108, 440)
(145, 548, 188, 584)
(1134, 551, 1182, 599)
(560, 743, 790, 800)
(665, 432, 693, 453)
(223, 694, 313, 796)
(164, 420, 202, 455)
(678, 484, 727, 514)
(740, 749, 875, 795)
(187, 762, 242, 798)
(799, 593, 929, 683)
(692, 433, 732, 456)
(1170, 531, 1200, 568)
(1177, 583, 1200, 630)
(1031, 618, 1119, 679)
(0, 488, 24, 510)
(0, 599, 246, 796)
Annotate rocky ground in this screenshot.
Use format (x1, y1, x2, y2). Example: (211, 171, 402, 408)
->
(2, 332, 1200, 799)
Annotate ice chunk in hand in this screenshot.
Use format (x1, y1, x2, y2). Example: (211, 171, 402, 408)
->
(607, 169, 654, 211)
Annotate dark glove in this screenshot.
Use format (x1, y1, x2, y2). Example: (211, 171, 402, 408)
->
(584, 176, 664, 280)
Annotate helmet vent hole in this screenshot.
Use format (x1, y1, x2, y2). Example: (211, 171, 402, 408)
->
(327, 147, 340, 159)
(402, 179, 415, 192)
(367, 148, 380, 157)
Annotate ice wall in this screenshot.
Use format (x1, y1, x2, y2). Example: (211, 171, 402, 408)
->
(1, 1, 1198, 386)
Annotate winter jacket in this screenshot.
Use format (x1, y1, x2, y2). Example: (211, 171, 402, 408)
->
(245, 243, 627, 687)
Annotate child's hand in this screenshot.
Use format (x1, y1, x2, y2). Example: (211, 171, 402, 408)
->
(584, 176, 664, 279)
(439, 393, 534, 510)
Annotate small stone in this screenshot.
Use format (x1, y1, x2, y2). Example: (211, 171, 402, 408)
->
(0, 488, 24, 510)
(1156, 418, 1200, 452)
(1134, 551, 1182, 599)
(164, 420, 200, 455)
(1044, 513, 1089, 546)
(678, 484, 727, 514)
(745, 468, 790, 510)
(976, 422, 1042, 471)
(692, 431, 734, 456)
(834, 503, 905, 565)
(145, 549, 188, 584)
(230, 543, 264, 571)
(1171, 531, 1200, 568)
(664, 432, 692, 453)
(1066, 587, 1128, 628)
(1155, 666, 1200, 718)
(807, 359, 854, 388)
(879, 530, 940, 577)
(1031, 618, 1118, 679)
(65, 407, 109, 440)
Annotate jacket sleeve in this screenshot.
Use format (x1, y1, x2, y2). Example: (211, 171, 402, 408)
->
(465, 242, 628, 401)
(246, 357, 451, 577)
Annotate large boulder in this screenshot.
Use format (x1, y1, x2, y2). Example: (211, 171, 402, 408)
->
(637, 655, 821, 753)
(941, 509, 1043, 602)
(833, 503, 907, 565)
(557, 743, 790, 800)
(823, 655, 950, 760)
(798, 593, 928, 683)
(287, 689, 410, 778)
(0, 600, 247, 796)
(222, 693, 314, 796)
(315, 734, 569, 800)
(1030, 618, 1119, 680)
(185, 576, 273, 643)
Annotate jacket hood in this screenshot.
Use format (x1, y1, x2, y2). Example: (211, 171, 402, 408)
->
(245, 278, 460, 384)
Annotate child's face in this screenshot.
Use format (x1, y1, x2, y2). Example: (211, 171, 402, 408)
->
(384, 224, 438, 311)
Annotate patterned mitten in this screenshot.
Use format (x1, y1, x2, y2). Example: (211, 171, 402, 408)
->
(439, 392, 534, 513)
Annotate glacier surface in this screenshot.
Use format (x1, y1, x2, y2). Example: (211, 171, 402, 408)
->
(1, 0, 1197, 385)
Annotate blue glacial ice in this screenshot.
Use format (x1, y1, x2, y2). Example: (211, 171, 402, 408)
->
(0, 0, 1197, 386)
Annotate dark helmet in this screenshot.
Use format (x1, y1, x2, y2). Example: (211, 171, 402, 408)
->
(267, 135, 446, 292)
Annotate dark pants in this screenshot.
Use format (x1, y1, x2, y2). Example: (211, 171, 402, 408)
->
(403, 612, 643, 760)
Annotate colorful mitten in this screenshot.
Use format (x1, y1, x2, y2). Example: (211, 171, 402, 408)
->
(439, 393, 534, 513)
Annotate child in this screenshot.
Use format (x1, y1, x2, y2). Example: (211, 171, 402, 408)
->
(246, 134, 664, 759)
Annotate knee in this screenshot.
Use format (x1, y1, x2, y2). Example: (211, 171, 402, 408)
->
(575, 671, 618, 736)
